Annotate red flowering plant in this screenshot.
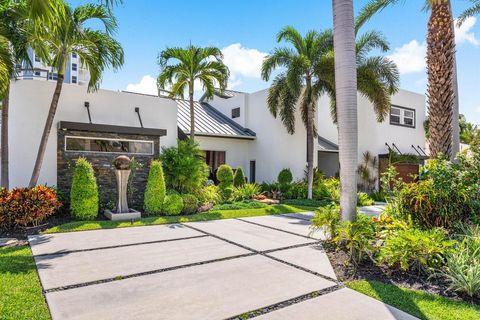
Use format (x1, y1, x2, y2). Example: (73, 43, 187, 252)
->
(0, 186, 62, 229)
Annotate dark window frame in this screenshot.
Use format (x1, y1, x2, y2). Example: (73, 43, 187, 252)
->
(390, 105, 416, 129)
(231, 107, 240, 119)
(72, 63, 77, 71)
(72, 75, 77, 84)
(64, 136, 154, 155)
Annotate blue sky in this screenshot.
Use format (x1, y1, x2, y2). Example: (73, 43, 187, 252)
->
(69, 0, 480, 124)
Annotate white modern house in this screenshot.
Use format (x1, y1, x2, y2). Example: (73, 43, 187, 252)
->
(5, 79, 425, 204)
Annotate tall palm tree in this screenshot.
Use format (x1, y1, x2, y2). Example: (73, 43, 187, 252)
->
(262, 25, 398, 201)
(358, 0, 458, 159)
(0, 0, 60, 189)
(261, 27, 332, 200)
(28, 1, 124, 187)
(458, 1, 480, 25)
(157, 45, 230, 140)
(332, 0, 358, 221)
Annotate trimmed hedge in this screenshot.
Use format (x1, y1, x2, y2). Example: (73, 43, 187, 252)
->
(181, 194, 199, 215)
(70, 157, 98, 220)
(163, 193, 183, 216)
(144, 160, 166, 215)
(217, 164, 234, 201)
(233, 167, 246, 187)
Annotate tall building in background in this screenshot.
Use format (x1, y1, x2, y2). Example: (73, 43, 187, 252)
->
(17, 48, 90, 85)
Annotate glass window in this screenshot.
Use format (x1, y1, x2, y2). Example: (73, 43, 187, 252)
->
(390, 106, 415, 128)
(65, 137, 154, 155)
(231, 107, 240, 119)
(72, 53, 77, 58)
(34, 55, 40, 62)
(34, 71, 41, 76)
(72, 76, 77, 84)
(72, 63, 77, 71)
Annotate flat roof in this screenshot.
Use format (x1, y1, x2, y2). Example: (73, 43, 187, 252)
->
(58, 121, 167, 136)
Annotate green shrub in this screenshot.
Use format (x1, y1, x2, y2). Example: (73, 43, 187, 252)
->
(0, 186, 61, 228)
(377, 228, 455, 273)
(441, 225, 480, 297)
(370, 191, 386, 202)
(357, 192, 375, 206)
(259, 182, 281, 198)
(217, 164, 234, 202)
(213, 200, 267, 210)
(277, 168, 293, 185)
(160, 140, 209, 193)
(233, 167, 246, 187)
(144, 160, 166, 215)
(323, 178, 340, 201)
(282, 199, 329, 208)
(234, 183, 261, 201)
(335, 214, 376, 267)
(162, 193, 184, 216)
(283, 181, 307, 199)
(311, 204, 340, 241)
(70, 157, 98, 220)
(181, 194, 198, 215)
(196, 185, 221, 205)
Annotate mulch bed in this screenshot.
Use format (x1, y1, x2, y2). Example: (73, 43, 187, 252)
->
(324, 244, 480, 305)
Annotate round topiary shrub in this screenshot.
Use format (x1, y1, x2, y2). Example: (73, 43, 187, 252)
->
(233, 167, 246, 187)
(181, 194, 199, 215)
(217, 164, 234, 183)
(70, 157, 99, 220)
(163, 193, 184, 216)
(144, 160, 166, 215)
(278, 168, 293, 185)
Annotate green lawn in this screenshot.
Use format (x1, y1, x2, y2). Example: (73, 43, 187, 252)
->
(347, 280, 480, 320)
(44, 204, 316, 234)
(0, 246, 50, 320)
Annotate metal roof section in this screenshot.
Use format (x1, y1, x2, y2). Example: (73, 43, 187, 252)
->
(213, 89, 238, 99)
(318, 135, 339, 152)
(177, 100, 256, 140)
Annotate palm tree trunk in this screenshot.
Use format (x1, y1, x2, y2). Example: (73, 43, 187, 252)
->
(305, 79, 314, 200)
(29, 74, 64, 187)
(1, 86, 9, 189)
(450, 1, 460, 160)
(427, 1, 454, 158)
(333, 0, 358, 221)
(189, 89, 195, 141)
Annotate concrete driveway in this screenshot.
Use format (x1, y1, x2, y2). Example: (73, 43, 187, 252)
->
(29, 213, 416, 320)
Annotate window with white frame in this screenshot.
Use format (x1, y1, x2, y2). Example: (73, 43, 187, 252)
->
(72, 76, 77, 84)
(72, 63, 77, 71)
(390, 106, 415, 128)
(65, 136, 154, 155)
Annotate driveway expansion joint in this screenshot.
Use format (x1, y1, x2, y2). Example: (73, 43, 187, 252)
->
(31, 234, 209, 257)
(235, 217, 317, 240)
(224, 284, 345, 320)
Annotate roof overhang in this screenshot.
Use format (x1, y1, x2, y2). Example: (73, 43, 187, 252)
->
(58, 121, 167, 136)
(186, 132, 256, 140)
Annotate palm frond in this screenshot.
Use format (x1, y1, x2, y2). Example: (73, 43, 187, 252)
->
(73, 3, 117, 35)
(355, 0, 402, 33)
(458, 1, 480, 26)
(261, 47, 295, 81)
(277, 26, 305, 54)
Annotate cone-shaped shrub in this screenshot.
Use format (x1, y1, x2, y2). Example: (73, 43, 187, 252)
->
(277, 168, 293, 185)
(144, 160, 166, 215)
(70, 157, 98, 220)
(233, 167, 246, 187)
(217, 164, 234, 201)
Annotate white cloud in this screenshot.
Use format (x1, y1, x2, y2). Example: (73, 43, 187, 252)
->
(387, 40, 426, 74)
(125, 75, 157, 95)
(475, 106, 480, 113)
(221, 43, 267, 88)
(455, 17, 480, 46)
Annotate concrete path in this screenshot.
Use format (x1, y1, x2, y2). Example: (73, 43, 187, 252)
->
(29, 214, 417, 320)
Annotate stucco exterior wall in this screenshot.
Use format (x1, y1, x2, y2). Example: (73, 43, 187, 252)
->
(8, 81, 177, 188)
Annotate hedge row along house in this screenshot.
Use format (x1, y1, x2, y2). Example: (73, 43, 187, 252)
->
(4, 79, 425, 207)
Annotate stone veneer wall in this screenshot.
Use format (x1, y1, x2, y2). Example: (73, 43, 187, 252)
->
(57, 129, 160, 211)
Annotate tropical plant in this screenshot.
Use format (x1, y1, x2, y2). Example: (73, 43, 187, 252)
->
(358, 0, 458, 159)
(181, 194, 198, 215)
(459, 114, 478, 144)
(160, 139, 209, 193)
(213, 200, 267, 211)
(0, 0, 61, 189)
(216, 164, 234, 202)
(233, 167, 245, 187)
(144, 160, 166, 215)
(310, 203, 341, 241)
(0, 185, 61, 228)
(162, 192, 183, 216)
(357, 192, 374, 206)
(28, 1, 124, 186)
(157, 45, 229, 140)
(234, 183, 261, 201)
(357, 151, 377, 193)
(70, 157, 98, 220)
(196, 185, 221, 205)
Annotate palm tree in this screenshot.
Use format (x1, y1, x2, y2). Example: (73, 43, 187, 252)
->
(332, 0, 358, 221)
(261, 27, 332, 200)
(458, 1, 480, 25)
(157, 45, 230, 140)
(358, 0, 458, 159)
(0, 0, 60, 189)
(28, 1, 124, 187)
(262, 25, 398, 201)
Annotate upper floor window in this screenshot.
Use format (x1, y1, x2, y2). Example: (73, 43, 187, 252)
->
(72, 63, 77, 71)
(390, 106, 415, 128)
(72, 53, 77, 59)
(34, 55, 40, 62)
(72, 76, 77, 84)
(231, 107, 240, 119)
